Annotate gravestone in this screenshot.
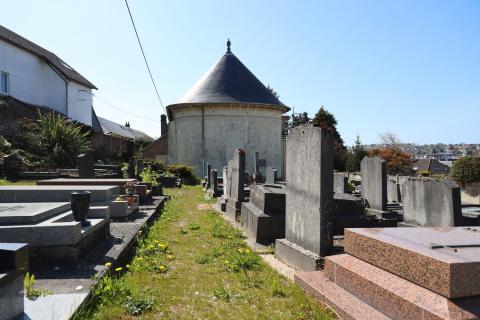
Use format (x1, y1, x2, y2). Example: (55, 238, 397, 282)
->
(4, 154, 22, 180)
(136, 159, 144, 178)
(207, 169, 219, 199)
(333, 172, 348, 193)
(0, 243, 28, 320)
(401, 177, 464, 227)
(276, 125, 334, 271)
(223, 166, 228, 196)
(216, 166, 230, 212)
(361, 156, 387, 212)
(128, 159, 135, 179)
(241, 184, 286, 244)
(296, 227, 480, 319)
(266, 167, 278, 185)
(253, 152, 267, 183)
(77, 154, 95, 179)
(206, 163, 212, 189)
(225, 149, 245, 219)
(387, 178, 401, 203)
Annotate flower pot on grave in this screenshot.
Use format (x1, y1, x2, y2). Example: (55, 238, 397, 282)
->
(71, 191, 91, 226)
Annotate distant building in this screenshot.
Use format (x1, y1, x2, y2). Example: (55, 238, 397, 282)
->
(92, 116, 153, 156)
(152, 40, 290, 176)
(413, 158, 450, 175)
(0, 25, 96, 126)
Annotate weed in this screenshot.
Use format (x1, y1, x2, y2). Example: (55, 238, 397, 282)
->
(189, 223, 200, 230)
(213, 286, 230, 302)
(24, 272, 50, 299)
(123, 295, 154, 316)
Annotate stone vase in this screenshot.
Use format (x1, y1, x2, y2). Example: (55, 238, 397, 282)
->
(71, 191, 91, 226)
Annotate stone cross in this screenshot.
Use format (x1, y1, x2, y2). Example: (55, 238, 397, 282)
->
(276, 125, 334, 270)
(360, 156, 387, 211)
(266, 167, 277, 184)
(4, 154, 22, 180)
(77, 154, 95, 179)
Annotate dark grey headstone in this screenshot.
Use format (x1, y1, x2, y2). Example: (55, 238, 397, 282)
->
(211, 169, 218, 195)
(206, 163, 212, 189)
(276, 125, 334, 270)
(266, 167, 278, 185)
(226, 149, 245, 219)
(128, 159, 135, 179)
(136, 159, 144, 178)
(4, 155, 22, 180)
(360, 156, 387, 211)
(77, 154, 94, 179)
(402, 177, 463, 227)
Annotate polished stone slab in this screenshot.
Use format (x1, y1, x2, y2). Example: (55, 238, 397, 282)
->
(324, 254, 480, 320)
(0, 185, 119, 202)
(0, 202, 70, 225)
(37, 178, 136, 193)
(345, 227, 480, 298)
(295, 271, 390, 320)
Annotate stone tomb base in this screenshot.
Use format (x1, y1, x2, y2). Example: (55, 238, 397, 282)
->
(0, 203, 108, 265)
(275, 239, 323, 271)
(225, 199, 242, 221)
(216, 196, 228, 212)
(240, 202, 284, 245)
(295, 227, 480, 319)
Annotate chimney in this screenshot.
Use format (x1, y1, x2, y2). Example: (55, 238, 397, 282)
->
(161, 114, 168, 136)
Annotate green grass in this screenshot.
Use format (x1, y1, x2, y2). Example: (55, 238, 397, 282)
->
(0, 179, 35, 185)
(73, 186, 336, 320)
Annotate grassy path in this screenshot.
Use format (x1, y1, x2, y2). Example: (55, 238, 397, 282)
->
(75, 186, 335, 319)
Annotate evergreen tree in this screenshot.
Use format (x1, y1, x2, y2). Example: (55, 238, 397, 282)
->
(312, 106, 347, 170)
(346, 134, 366, 172)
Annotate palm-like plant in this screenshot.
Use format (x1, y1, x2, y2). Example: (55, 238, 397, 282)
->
(37, 111, 91, 167)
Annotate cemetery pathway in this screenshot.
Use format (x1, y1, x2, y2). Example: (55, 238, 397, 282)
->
(74, 186, 335, 320)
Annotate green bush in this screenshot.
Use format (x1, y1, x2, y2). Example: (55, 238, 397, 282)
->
(419, 170, 431, 177)
(37, 111, 91, 167)
(166, 163, 199, 185)
(450, 156, 480, 184)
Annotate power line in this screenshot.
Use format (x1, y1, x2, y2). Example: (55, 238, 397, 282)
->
(93, 93, 160, 123)
(124, 0, 167, 115)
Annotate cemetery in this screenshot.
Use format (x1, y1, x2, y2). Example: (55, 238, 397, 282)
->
(0, 7, 478, 318)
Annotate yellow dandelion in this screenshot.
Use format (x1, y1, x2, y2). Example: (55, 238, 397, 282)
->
(159, 265, 166, 271)
(245, 249, 251, 253)
(154, 240, 159, 243)
(115, 267, 123, 272)
(167, 255, 174, 260)
(137, 257, 143, 261)
(228, 235, 233, 239)
(105, 262, 112, 267)
(238, 248, 244, 253)
(224, 260, 229, 264)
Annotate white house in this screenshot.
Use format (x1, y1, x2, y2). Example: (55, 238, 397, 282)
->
(0, 25, 96, 126)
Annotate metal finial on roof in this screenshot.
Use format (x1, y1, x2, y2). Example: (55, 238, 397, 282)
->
(227, 38, 231, 52)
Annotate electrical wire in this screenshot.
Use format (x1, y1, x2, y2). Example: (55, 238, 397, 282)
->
(124, 0, 167, 115)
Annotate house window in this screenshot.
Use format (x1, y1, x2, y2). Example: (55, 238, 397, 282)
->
(1, 72, 9, 94)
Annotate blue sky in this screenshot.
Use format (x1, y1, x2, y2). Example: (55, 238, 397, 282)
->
(2, 0, 479, 144)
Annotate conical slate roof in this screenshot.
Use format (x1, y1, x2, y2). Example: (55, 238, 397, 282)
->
(170, 42, 288, 112)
